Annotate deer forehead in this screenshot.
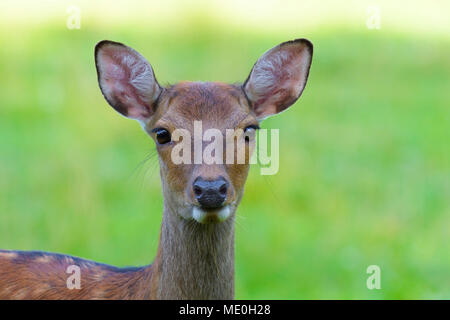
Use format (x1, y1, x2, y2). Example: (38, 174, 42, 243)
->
(147, 81, 254, 131)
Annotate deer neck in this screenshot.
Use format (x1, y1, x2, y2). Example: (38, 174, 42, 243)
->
(151, 201, 235, 299)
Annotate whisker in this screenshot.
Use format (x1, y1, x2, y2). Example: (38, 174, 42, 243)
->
(254, 161, 290, 214)
(234, 213, 247, 232)
(129, 149, 159, 189)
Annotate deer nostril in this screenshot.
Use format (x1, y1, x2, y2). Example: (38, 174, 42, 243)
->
(219, 183, 228, 196)
(193, 185, 203, 197)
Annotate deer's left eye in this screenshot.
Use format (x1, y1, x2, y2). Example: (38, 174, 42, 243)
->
(244, 124, 259, 142)
(153, 128, 172, 145)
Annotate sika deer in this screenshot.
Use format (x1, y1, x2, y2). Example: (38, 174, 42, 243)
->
(0, 38, 313, 299)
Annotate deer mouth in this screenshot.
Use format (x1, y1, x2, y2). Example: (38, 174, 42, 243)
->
(192, 205, 231, 224)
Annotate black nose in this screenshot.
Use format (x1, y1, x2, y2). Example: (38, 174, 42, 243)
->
(193, 177, 228, 209)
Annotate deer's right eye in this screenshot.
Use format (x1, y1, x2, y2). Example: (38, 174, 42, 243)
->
(153, 128, 172, 145)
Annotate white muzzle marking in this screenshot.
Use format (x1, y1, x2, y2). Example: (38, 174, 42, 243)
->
(192, 205, 231, 224)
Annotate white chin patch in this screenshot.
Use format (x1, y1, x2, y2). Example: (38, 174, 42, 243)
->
(192, 206, 231, 224)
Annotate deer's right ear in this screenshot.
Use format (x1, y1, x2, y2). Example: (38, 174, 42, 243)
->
(95, 40, 162, 122)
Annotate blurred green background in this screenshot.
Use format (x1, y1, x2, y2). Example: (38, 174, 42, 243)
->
(0, 0, 449, 299)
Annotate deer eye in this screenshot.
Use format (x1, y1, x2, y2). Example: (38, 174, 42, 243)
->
(153, 128, 171, 145)
(244, 124, 259, 143)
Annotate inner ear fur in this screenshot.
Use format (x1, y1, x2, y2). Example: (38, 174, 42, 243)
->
(243, 38, 313, 120)
(95, 40, 162, 122)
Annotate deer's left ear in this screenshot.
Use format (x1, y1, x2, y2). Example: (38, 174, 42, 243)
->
(243, 39, 313, 120)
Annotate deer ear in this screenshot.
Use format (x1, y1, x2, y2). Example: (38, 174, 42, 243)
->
(243, 39, 313, 120)
(95, 40, 162, 122)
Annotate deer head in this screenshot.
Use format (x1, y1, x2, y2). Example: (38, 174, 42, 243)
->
(95, 39, 313, 225)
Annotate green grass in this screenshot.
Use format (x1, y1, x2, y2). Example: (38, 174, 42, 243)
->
(0, 18, 449, 299)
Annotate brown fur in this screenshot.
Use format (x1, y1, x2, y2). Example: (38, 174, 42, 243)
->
(0, 250, 151, 299)
(146, 82, 256, 207)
